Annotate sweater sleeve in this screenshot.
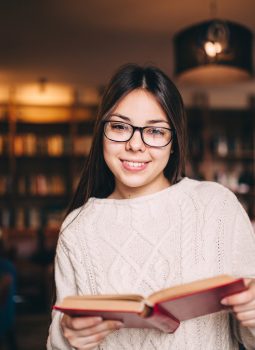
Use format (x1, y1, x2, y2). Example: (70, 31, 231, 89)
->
(47, 236, 78, 350)
(230, 196, 255, 350)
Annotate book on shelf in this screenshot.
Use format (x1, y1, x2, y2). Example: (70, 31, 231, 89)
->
(0, 207, 41, 229)
(0, 176, 9, 195)
(0, 135, 9, 155)
(47, 135, 64, 156)
(24, 134, 37, 156)
(17, 174, 66, 196)
(46, 210, 63, 229)
(54, 274, 246, 333)
(37, 136, 48, 155)
(16, 208, 26, 229)
(73, 135, 92, 156)
(27, 208, 41, 229)
(14, 135, 24, 156)
(211, 131, 253, 158)
(12, 134, 70, 156)
(0, 209, 12, 228)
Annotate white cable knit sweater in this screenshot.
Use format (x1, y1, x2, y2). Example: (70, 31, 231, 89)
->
(47, 178, 255, 350)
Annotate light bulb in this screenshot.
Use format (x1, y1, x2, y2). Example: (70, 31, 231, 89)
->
(204, 41, 223, 57)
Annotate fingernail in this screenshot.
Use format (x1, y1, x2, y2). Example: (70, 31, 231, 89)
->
(95, 317, 103, 323)
(221, 298, 228, 305)
(116, 322, 124, 328)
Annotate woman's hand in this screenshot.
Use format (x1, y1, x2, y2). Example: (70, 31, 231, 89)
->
(61, 314, 124, 350)
(221, 278, 255, 328)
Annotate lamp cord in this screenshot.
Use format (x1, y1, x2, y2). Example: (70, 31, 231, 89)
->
(210, 0, 217, 19)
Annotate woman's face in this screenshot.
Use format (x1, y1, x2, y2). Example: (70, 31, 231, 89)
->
(103, 88, 173, 198)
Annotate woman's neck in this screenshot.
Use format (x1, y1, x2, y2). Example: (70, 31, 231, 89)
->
(108, 177, 171, 200)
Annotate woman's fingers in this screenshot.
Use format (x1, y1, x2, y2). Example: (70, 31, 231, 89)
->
(63, 319, 124, 338)
(221, 279, 255, 328)
(221, 279, 255, 307)
(233, 298, 255, 313)
(69, 329, 112, 349)
(76, 341, 102, 350)
(62, 315, 103, 330)
(61, 315, 125, 349)
(66, 320, 124, 337)
(235, 309, 255, 321)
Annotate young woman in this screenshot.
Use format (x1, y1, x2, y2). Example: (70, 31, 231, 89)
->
(47, 64, 255, 350)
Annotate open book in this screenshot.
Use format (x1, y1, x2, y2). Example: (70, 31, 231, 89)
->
(54, 274, 246, 333)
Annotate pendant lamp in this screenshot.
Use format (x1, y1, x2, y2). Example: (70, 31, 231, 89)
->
(173, 19, 253, 84)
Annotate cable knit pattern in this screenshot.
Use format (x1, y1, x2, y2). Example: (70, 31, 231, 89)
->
(47, 178, 255, 350)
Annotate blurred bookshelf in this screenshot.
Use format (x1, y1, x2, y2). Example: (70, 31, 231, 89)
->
(0, 99, 97, 310)
(186, 96, 255, 221)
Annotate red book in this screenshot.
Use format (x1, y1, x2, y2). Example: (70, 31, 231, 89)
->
(54, 274, 246, 333)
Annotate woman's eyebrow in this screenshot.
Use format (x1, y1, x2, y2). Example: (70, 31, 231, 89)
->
(110, 114, 130, 121)
(147, 119, 170, 125)
(110, 113, 170, 125)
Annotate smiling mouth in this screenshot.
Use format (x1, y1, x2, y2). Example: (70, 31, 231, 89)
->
(124, 160, 145, 166)
(121, 160, 150, 169)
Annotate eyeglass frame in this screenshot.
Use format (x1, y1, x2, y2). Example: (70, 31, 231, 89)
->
(103, 119, 175, 148)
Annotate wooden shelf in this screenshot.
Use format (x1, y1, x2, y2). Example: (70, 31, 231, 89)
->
(186, 105, 255, 219)
(0, 101, 96, 244)
(0, 102, 98, 307)
(14, 154, 72, 160)
(211, 153, 254, 161)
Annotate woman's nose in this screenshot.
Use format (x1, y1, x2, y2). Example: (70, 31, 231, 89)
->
(126, 129, 146, 152)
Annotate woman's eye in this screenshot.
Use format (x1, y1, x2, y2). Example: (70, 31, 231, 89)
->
(111, 123, 127, 130)
(147, 128, 165, 136)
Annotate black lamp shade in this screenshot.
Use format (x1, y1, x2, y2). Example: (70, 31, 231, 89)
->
(174, 20, 253, 84)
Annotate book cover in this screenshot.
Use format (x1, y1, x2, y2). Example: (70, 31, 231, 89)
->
(54, 275, 246, 333)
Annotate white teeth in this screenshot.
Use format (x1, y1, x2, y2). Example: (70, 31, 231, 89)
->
(125, 161, 145, 167)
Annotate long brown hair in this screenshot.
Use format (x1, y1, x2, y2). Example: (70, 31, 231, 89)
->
(67, 64, 187, 216)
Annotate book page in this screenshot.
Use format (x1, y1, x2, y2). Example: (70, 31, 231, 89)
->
(65, 294, 144, 302)
(146, 275, 239, 306)
(56, 294, 145, 313)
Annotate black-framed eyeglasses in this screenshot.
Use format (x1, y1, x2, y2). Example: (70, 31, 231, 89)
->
(103, 120, 174, 148)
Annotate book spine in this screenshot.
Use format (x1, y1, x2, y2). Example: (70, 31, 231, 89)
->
(145, 304, 180, 333)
